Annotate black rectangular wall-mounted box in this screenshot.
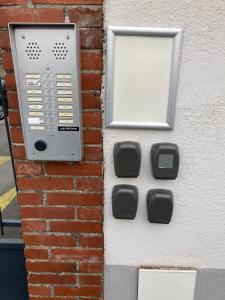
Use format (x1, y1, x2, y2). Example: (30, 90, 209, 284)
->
(112, 184, 138, 220)
(151, 143, 179, 179)
(114, 141, 141, 177)
(147, 189, 174, 224)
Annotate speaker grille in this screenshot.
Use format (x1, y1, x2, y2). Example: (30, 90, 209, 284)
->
(52, 42, 68, 60)
(26, 42, 42, 60)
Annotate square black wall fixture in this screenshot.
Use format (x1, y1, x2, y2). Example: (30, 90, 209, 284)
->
(112, 185, 138, 220)
(147, 189, 174, 224)
(113, 141, 141, 177)
(151, 143, 179, 179)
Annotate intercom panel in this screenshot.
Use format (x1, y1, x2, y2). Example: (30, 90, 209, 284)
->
(9, 23, 83, 161)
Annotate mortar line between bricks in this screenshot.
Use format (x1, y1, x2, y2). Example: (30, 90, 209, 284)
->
(0, 3, 102, 9)
(34, 4, 102, 8)
(22, 215, 103, 219)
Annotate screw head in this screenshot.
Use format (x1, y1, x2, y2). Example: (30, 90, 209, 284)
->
(66, 35, 70, 40)
(22, 35, 25, 39)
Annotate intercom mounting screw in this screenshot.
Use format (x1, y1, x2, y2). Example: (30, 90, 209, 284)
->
(22, 35, 25, 39)
(66, 35, 70, 40)
(46, 66, 50, 71)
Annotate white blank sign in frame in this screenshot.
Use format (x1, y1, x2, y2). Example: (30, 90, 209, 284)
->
(105, 27, 182, 129)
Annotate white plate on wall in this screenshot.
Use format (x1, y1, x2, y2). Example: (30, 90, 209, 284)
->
(138, 268, 197, 300)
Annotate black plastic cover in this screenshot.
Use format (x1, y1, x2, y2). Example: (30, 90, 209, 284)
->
(112, 184, 138, 220)
(113, 141, 141, 177)
(151, 143, 179, 179)
(147, 189, 173, 224)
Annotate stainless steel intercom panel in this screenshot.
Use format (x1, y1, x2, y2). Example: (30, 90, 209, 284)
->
(9, 23, 83, 161)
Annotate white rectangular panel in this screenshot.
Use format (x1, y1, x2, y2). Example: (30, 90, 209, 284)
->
(113, 35, 172, 124)
(138, 269, 197, 300)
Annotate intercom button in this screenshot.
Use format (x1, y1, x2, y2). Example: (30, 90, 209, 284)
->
(34, 140, 47, 151)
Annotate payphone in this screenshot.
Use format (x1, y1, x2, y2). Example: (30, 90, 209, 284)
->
(9, 23, 83, 161)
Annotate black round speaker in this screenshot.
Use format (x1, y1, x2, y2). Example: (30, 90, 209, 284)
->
(34, 140, 47, 151)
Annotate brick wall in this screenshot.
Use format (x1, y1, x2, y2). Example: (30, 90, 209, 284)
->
(0, 1, 104, 299)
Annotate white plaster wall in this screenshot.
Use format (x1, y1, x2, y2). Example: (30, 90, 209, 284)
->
(103, 0, 225, 268)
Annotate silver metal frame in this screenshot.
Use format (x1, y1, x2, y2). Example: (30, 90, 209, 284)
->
(105, 26, 182, 129)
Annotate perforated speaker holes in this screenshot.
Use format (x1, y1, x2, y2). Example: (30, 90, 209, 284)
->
(26, 42, 42, 60)
(52, 42, 68, 60)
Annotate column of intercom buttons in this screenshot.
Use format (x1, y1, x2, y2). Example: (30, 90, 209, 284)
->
(112, 142, 179, 223)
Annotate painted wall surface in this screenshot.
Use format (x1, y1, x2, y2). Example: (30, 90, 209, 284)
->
(103, 0, 225, 268)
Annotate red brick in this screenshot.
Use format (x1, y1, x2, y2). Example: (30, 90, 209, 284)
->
(8, 111, 21, 126)
(18, 192, 43, 205)
(12, 145, 26, 160)
(84, 146, 103, 161)
(82, 73, 101, 90)
(0, 9, 64, 27)
(17, 177, 74, 190)
(32, 0, 102, 3)
(29, 286, 51, 297)
(7, 92, 19, 109)
(47, 193, 103, 206)
(25, 248, 48, 259)
(76, 178, 103, 192)
(28, 274, 76, 285)
(83, 129, 102, 144)
(50, 221, 102, 233)
(82, 92, 101, 109)
(80, 263, 103, 273)
(81, 28, 103, 49)
(81, 298, 101, 300)
(45, 162, 102, 176)
(80, 274, 101, 286)
(55, 286, 101, 297)
(0, 31, 10, 49)
(51, 248, 103, 262)
(10, 127, 24, 143)
(0, 0, 27, 4)
(81, 51, 102, 70)
(20, 206, 74, 219)
(77, 208, 102, 221)
(83, 111, 102, 127)
(5, 73, 16, 90)
(2, 52, 13, 71)
(22, 220, 46, 232)
(69, 7, 102, 28)
(15, 161, 43, 176)
(29, 298, 73, 300)
(23, 234, 76, 247)
(29, 298, 71, 300)
(26, 261, 76, 273)
(79, 235, 103, 248)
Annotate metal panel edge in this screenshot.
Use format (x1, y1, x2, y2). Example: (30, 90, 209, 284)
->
(8, 23, 30, 157)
